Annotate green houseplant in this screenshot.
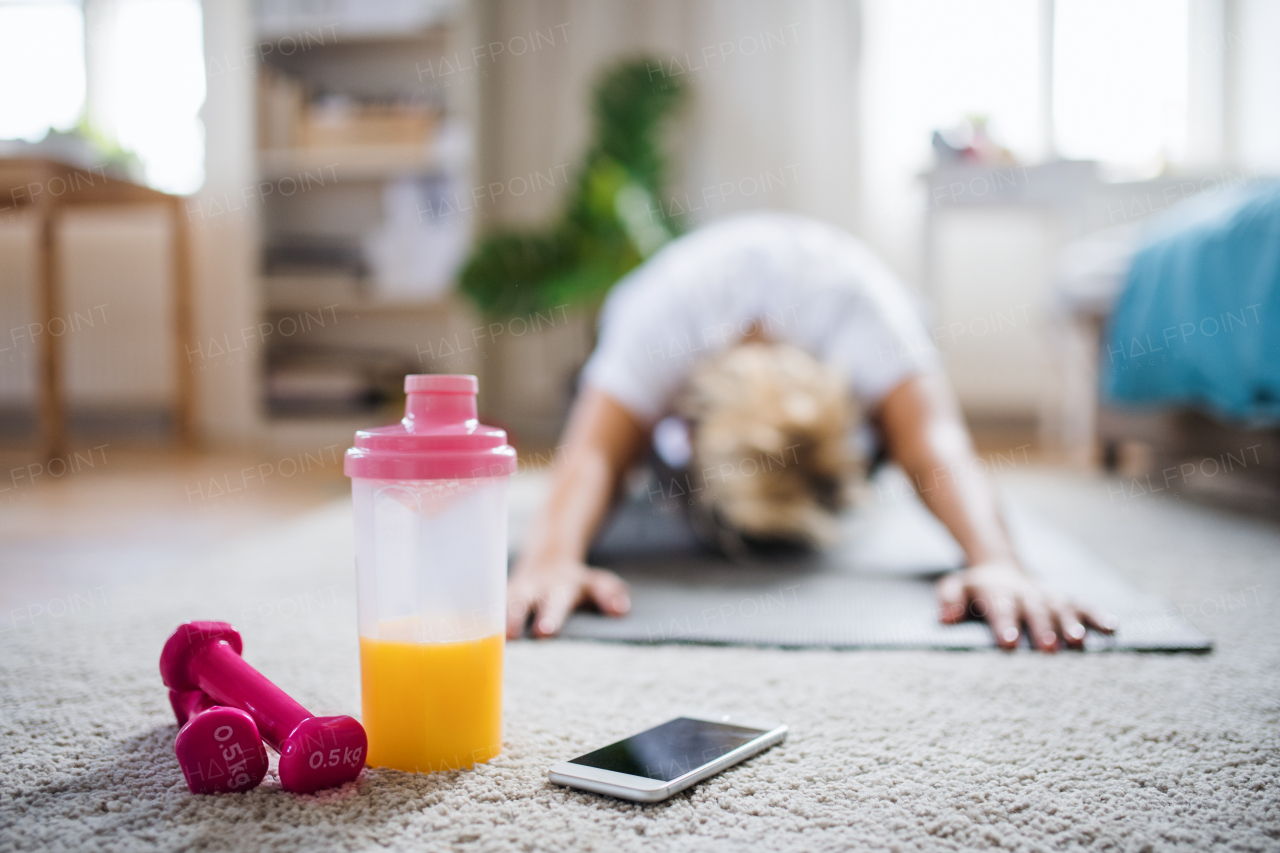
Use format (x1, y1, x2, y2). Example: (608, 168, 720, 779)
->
(459, 58, 686, 318)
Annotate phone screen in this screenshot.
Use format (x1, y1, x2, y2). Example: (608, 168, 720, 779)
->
(568, 717, 767, 782)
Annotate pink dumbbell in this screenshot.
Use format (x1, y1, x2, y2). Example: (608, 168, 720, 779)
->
(160, 621, 367, 794)
(168, 688, 269, 794)
(169, 688, 217, 727)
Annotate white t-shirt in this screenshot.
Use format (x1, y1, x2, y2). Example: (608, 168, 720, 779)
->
(582, 212, 939, 423)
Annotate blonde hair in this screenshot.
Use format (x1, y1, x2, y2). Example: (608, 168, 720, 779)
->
(676, 342, 858, 553)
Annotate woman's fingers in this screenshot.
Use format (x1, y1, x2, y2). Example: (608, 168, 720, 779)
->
(981, 593, 1022, 650)
(1051, 601, 1087, 650)
(585, 569, 631, 617)
(1081, 607, 1119, 635)
(940, 564, 1119, 652)
(506, 564, 632, 640)
(506, 576, 537, 638)
(532, 581, 582, 638)
(1020, 595, 1058, 652)
(935, 573, 967, 623)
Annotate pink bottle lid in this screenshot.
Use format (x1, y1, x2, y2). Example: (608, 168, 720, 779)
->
(344, 374, 517, 481)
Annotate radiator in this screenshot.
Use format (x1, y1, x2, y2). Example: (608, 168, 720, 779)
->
(0, 206, 175, 412)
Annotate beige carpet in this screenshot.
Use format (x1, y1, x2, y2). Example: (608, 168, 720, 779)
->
(2, 469, 1277, 852)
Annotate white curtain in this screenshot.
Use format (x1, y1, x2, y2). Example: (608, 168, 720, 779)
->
(474, 0, 863, 236)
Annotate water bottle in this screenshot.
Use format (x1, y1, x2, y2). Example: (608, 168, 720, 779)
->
(345, 374, 515, 773)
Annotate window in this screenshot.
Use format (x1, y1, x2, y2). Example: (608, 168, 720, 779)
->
(860, 0, 1198, 276)
(106, 0, 207, 194)
(0, 0, 206, 195)
(1053, 0, 1189, 176)
(860, 0, 1043, 273)
(0, 0, 86, 141)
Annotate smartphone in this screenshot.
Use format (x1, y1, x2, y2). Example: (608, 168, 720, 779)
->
(547, 713, 787, 803)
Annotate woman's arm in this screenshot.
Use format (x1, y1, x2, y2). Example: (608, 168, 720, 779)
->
(876, 373, 1116, 650)
(506, 385, 648, 638)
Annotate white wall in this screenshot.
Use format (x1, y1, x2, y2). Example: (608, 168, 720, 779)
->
(1233, 0, 1280, 171)
(194, 0, 262, 443)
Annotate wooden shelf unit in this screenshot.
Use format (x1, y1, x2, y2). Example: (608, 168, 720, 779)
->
(253, 3, 479, 422)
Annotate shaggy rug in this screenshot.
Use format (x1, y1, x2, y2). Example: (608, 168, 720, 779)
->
(1, 469, 1277, 852)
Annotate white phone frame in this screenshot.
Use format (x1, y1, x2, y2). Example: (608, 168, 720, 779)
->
(547, 712, 787, 803)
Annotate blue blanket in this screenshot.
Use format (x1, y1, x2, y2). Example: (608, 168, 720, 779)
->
(1104, 181, 1280, 423)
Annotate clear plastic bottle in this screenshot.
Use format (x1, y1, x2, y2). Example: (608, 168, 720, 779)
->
(345, 374, 516, 773)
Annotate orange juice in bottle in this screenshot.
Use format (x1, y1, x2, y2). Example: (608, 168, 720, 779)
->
(359, 622, 503, 772)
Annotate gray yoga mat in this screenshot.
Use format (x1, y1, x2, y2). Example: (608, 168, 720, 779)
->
(561, 470, 1211, 652)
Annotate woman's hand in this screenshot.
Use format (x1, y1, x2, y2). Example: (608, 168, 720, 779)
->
(506, 557, 631, 639)
(935, 560, 1117, 651)
(506, 388, 645, 640)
